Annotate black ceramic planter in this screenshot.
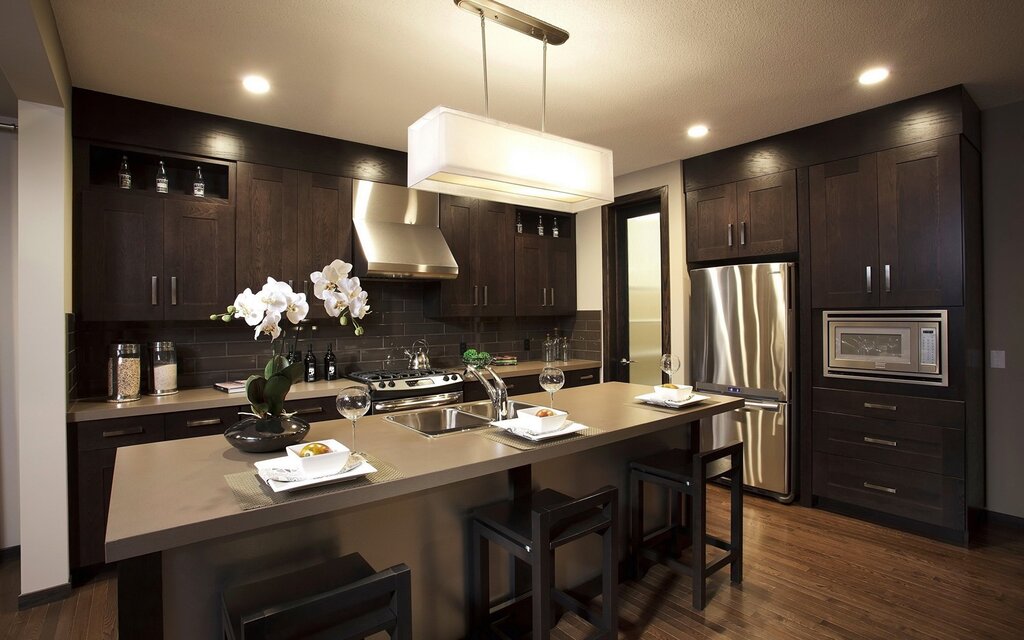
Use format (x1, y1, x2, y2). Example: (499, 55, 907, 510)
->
(224, 415, 310, 453)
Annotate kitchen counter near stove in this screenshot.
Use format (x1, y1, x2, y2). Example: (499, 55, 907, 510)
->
(65, 358, 602, 422)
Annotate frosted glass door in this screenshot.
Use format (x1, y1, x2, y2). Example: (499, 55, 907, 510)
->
(626, 213, 662, 385)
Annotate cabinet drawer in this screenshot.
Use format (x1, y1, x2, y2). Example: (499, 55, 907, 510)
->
(283, 396, 337, 423)
(813, 452, 964, 529)
(565, 368, 599, 388)
(813, 387, 964, 429)
(813, 411, 963, 477)
(165, 406, 244, 440)
(503, 374, 543, 396)
(75, 415, 165, 452)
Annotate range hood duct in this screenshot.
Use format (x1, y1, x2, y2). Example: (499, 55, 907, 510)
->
(351, 179, 458, 280)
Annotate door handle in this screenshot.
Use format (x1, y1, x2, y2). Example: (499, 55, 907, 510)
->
(103, 427, 144, 438)
(474, 285, 479, 306)
(863, 481, 897, 495)
(863, 436, 897, 447)
(620, 358, 636, 365)
(170, 276, 178, 305)
(288, 280, 293, 289)
(863, 402, 897, 411)
(483, 285, 488, 307)
(151, 276, 158, 305)
(186, 417, 223, 428)
(740, 221, 747, 246)
(884, 264, 891, 293)
(865, 266, 872, 294)
(550, 287, 555, 307)
(728, 223, 734, 248)
(541, 288, 547, 307)
(292, 406, 324, 416)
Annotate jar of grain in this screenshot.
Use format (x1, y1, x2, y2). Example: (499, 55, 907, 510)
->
(107, 343, 141, 403)
(147, 342, 178, 396)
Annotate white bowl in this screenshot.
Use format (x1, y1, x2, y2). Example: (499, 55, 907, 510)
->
(516, 406, 568, 433)
(653, 385, 693, 403)
(286, 439, 350, 477)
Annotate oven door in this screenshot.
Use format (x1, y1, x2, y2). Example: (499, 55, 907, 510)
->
(827, 321, 919, 374)
(371, 391, 464, 415)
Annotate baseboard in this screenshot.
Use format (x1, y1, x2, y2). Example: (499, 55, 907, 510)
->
(984, 509, 1024, 529)
(17, 582, 72, 610)
(0, 545, 20, 561)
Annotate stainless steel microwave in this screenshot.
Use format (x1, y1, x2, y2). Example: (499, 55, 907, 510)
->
(823, 310, 947, 386)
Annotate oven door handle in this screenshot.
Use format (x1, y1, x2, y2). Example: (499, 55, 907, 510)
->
(373, 392, 464, 414)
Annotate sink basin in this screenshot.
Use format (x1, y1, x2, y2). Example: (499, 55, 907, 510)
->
(384, 407, 493, 438)
(458, 400, 539, 421)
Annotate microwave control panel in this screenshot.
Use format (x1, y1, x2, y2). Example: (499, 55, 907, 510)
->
(919, 328, 937, 366)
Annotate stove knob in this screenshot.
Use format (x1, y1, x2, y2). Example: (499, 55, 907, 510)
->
(442, 375, 449, 381)
(388, 381, 396, 387)
(378, 382, 386, 389)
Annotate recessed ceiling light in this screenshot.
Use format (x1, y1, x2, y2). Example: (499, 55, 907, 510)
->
(687, 124, 709, 138)
(242, 75, 270, 94)
(858, 67, 889, 85)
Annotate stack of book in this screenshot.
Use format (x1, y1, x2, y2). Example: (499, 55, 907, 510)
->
(491, 354, 518, 366)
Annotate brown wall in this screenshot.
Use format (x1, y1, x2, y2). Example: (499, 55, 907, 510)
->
(981, 100, 1024, 519)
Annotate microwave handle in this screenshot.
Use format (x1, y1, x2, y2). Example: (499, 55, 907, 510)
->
(865, 266, 872, 294)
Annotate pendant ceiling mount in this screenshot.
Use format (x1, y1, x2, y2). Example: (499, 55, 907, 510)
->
(454, 0, 569, 45)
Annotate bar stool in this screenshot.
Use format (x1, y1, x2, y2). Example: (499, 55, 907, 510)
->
(469, 486, 619, 639)
(628, 442, 743, 610)
(221, 552, 411, 639)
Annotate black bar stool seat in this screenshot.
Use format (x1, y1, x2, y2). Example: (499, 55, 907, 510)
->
(222, 552, 411, 640)
(470, 486, 619, 639)
(629, 442, 743, 610)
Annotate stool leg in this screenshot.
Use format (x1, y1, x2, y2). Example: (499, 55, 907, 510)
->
(393, 567, 413, 640)
(601, 506, 619, 637)
(669, 488, 683, 555)
(470, 521, 489, 636)
(531, 548, 553, 640)
(692, 471, 707, 610)
(629, 471, 643, 580)
(731, 450, 744, 584)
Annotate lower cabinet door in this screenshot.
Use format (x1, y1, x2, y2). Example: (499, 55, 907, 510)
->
(284, 396, 337, 423)
(165, 406, 245, 439)
(74, 448, 117, 568)
(565, 368, 599, 387)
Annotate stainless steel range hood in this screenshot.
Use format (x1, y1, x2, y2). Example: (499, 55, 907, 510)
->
(351, 179, 458, 280)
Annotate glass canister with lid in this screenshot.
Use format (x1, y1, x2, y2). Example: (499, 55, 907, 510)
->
(107, 343, 141, 403)
(148, 341, 179, 396)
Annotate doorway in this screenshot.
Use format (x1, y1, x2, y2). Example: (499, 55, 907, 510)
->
(602, 187, 671, 384)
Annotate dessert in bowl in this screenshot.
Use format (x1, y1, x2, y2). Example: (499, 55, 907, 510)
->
(516, 406, 569, 433)
(285, 438, 351, 477)
(653, 383, 693, 403)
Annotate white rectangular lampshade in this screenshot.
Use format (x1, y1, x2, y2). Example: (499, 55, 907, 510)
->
(407, 106, 614, 213)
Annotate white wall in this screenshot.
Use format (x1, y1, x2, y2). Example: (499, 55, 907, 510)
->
(0, 123, 19, 549)
(16, 100, 69, 593)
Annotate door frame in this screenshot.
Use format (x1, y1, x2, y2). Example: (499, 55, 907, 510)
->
(601, 186, 671, 383)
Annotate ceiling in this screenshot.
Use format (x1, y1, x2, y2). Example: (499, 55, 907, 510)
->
(50, 0, 1024, 176)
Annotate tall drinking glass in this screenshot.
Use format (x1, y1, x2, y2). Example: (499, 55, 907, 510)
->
(336, 385, 370, 454)
(660, 354, 681, 383)
(539, 367, 565, 410)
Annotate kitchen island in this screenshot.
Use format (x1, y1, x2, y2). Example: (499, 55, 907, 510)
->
(106, 382, 742, 638)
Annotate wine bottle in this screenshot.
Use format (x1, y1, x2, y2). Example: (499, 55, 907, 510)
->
(324, 344, 337, 380)
(516, 211, 523, 234)
(118, 156, 132, 189)
(155, 161, 169, 193)
(192, 166, 205, 197)
(304, 344, 317, 383)
(552, 217, 560, 238)
(537, 215, 545, 236)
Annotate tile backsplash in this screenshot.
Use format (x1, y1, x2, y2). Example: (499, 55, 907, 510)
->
(72, 283, 602, 399)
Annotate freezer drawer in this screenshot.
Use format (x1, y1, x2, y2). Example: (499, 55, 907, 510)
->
(701, 400, 791, 498)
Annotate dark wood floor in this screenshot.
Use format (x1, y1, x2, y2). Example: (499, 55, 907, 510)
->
(1, 488, 1021, 639)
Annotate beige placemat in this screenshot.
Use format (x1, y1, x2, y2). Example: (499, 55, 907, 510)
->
(481, 425, 604, 451)
(224, 454, 403, 511)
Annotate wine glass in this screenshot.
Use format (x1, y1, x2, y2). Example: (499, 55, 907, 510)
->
(539, 367, 565, 410)
(335, 385, 370, 454)
(660, 354, 681, 383)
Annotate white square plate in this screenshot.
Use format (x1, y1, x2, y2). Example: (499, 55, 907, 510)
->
(254, 455, 376, 493)
(489, 418, 587, 441)
(634, 392, 708, 409)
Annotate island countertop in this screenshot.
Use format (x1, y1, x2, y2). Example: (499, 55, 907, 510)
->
(104, 382, 741, 562)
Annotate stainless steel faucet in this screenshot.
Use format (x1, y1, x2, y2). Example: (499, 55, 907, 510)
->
(464, 363, 511, 420)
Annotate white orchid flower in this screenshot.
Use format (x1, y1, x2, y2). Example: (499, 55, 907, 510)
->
(323, 290, 348, 318)
(323, 259, 353, 282)
(310, 271, 335, 300)
(232, 288, 267, 327)
(258, 278, 289, 314)
(349, 290, 370, 319)
(337, 276, 362, 301)
(284, 292, 309, 324)
(254, 311, 283, 340)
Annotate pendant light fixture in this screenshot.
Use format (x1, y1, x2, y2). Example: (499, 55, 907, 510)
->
(407, 0, 614, 213)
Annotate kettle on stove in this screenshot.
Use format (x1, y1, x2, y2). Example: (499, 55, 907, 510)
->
(403, 339, 431, 370)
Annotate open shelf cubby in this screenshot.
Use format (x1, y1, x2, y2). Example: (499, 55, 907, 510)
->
(88, 144, 232, 203)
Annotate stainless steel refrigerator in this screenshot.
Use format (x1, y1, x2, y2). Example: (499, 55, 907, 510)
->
(690, 262, 796, 502)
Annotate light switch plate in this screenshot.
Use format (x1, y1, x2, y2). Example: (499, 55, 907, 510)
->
(990, 350, 1006, 369)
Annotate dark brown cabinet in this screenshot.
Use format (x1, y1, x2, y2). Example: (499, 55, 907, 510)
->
(686, 170, 796, 263)
(462, 366, 599, 402)
(429, 196, 516, 317)
(236, 163, 298, 292)
(296, 173, 354, 317)
(80, 190, 235, 321)
(514, 235, 577, 316)
(810, 137, 962, 309)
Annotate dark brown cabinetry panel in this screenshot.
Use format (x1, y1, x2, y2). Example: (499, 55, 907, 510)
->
(736, 170, 798, 256)
(809, 154, 879, 308)
(547, 238, 577, 315)
(812, 387, 964, 429)
(80, 190, 165, 321)
(463, 367, 598, 402)
(877, 137, 963, 307)
(236, 163, 298, 291)
(296, 173, 353, 318)
(514, 235, 576, 316)
(164, 405, 243, 439)
(685, 183, 737, 262)
(163, 200, 236, 320)
(283, 396, 338, 423)
(434, 196, 481, 317)
(564, 367, 600, 387)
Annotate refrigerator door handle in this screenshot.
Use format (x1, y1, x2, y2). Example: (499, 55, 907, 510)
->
(741, 400, 781, 411)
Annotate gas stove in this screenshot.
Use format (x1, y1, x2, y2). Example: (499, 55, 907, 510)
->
(347, 368, 464, 414)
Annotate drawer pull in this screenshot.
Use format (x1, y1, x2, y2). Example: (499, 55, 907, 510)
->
(293, 406, 324, 416)
(506, 384, 516, 390)
(863, 436, 897, 447)
(863, 482, 897, 494)
(186, 417, 223, 428)
(102, 427, 144, 438)
(863, 402, 897, 411)
(579, 374, 595, 381)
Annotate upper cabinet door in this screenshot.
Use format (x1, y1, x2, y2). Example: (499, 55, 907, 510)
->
(736, 170, 797, 257)
(163, 200, 236, 320)
(547, 237, 577, 315)
(437, 195, 479, 317)
(474, 200, 516, 317)
(515, 234, 547, 316)
(810, 155, 880, 308)
(877, 137, 963, 307)
(296, 173, 353, 318)
(686, 183, 737, 262)
(80, 190, 164, 321)
(235, 163, 298, 292)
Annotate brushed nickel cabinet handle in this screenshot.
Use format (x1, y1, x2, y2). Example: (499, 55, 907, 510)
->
(288, 279, 294, 289)
(864, 402, 897, 411)
(186, 417, 223, 428)
(865, 266, 872, 294)
(293, 406, 324, 416)
(863, 436, 897, 447)
(884, 264, 891, 293)
(580, 374, 595, 381)
(550, 287, 555, 306)
(506, 384, 516, 390)
(863, 482, 897, 494)
(728, 223, 734, 247)
(151, 276, 158, 305)
(474, 285, 479, 306)
(740, 221, 747, 246)
(541, 288, 547, 307)
(103, 427, 144, 438)
(170, 276, 178, 305)
(483, 285, 488, 307)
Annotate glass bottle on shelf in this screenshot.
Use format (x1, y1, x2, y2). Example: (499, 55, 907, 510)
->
(192, 166, 205, 197)
(155, 161, 169, 194)
(516, 211, 523, 234)
(324, 344, 337, 380)
(304, 344, 317, 383)
(537, 215, 545, 236)
(118, 156, 132, 189)
(552, 217, 560, 238)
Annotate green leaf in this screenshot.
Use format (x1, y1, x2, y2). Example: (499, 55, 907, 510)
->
(280, 361, 305, 384)
(264, 355, 288, 379)
(264, 374, 293, 416)
(250, 402, 269, 418)
(245, 375, 267, 406)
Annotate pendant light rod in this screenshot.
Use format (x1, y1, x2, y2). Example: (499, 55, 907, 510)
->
(479, 12, 490, 117)
(541, 36, 547, 132)
(455, 0, 569, 45)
